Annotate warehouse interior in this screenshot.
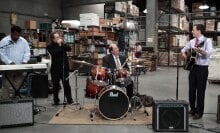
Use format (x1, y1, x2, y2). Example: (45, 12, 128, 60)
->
(0, 0, 220, 132)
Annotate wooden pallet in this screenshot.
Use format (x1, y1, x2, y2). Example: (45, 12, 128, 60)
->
(208, 79, 220, 84)
(140, 53, 157, 72)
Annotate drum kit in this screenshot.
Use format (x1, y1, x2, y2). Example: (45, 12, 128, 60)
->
(71, 58, 147, 121)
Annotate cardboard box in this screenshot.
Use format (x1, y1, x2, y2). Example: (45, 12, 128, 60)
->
(93, 52, 98, 59)
(181, 16, 189, 31)
(193, 20, 205, 25)
(112, 17, 124, 25)
(192, 3, 203, 17)
(88, 26, 100, 32)
(100, 18, 107, 27)
(38, 42, 47, 47)
(115, 2, 123, 12)
(216, 36, 220, 46)
(169, 35, 176, 47)
(24, 20, 37, 29)
(171, 0, 185, 11)
(107, 32, 116, 41)
(206, 19, 215, 31)
(32, 39, 38, 47)
(217, 22, 220, 31)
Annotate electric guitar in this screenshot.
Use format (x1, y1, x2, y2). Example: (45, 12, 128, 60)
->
(184, 40, 206, 70)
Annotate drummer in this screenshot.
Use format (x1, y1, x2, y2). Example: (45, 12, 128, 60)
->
(102, 43, 134, 99)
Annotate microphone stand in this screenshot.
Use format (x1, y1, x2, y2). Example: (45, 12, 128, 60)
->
(65, 64, 83, 109)
(56, 44, 82, 117)
(176, 39, 180, 100)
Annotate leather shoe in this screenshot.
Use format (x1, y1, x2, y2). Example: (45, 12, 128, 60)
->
(67, 100, 74, 104)
(189, 110, 195, 116)
(193, 113, 202, 120)
(52, 102, 60, 106)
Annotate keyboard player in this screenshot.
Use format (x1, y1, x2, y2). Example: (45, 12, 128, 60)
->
(0, 26, 30, 99)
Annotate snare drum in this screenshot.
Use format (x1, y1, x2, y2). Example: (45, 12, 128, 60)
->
(98, 85, 129, 120)
(85, 78, 106, 98)
(91, 66, 108, 86)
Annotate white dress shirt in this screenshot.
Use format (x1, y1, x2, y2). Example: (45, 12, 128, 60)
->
(0, 35, 30, 64)
(181, 35, 212, 66)
(113, 55, 121, 69)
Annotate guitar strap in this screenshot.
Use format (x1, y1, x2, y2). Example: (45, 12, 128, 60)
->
(201, 37, 207, 49)
(204, 37, 207, 51)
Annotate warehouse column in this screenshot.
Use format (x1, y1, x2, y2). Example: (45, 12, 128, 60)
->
(146, 0, 158, 52)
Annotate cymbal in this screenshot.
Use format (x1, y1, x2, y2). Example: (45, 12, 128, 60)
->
(129, 58, 146, 63)
(72, 60, 96, 67)
(134, 65, 145, 68)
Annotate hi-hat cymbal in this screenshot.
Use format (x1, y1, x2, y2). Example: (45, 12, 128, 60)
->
(72, 60, 96, 67)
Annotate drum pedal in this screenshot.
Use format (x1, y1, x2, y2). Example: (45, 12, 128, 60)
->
(89, 108, 97, 121)
(90, 112, 94, 121)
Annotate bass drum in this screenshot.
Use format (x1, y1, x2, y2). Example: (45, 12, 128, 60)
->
(98, 85, 129, 120)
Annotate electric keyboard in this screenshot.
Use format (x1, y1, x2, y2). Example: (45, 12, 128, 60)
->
(0, 64, 47, 72)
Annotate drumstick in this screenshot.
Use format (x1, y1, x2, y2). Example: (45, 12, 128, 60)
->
(121, 58, 129, 69)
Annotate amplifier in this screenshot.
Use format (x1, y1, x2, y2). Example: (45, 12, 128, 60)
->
(153, 100, 188, 132)
(0, 98, 34, 128)
(31, 74, 48, 98)
(217, 95, 220, 123)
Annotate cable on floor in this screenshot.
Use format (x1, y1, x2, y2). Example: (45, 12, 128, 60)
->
(189, 123, 220, 133)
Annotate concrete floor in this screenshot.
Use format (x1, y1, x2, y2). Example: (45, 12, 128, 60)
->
(0, 67, 219, 133)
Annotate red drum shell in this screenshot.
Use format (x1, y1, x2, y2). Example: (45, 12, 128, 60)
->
(91, 67, 108, 81)
(85, 78, 106, 98)
(116, 69, 127, 80)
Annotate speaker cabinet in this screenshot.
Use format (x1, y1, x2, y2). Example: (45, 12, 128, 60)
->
(0, 98, 34, 128)
(31, 74, 48, 98)
(153, 100, 188, 132)
(217, 95, 220, 123)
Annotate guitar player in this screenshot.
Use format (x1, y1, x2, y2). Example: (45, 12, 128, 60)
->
(181, 24, 212, 120)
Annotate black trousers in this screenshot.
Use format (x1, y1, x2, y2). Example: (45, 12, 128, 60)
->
(116, 77, 134, 100)
(51, 70, 73, 103)
(126, 83, 133, 100)
(189, 65, 208, 115)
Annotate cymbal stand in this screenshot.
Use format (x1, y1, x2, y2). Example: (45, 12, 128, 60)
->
(71, 69, 82, 109)
(130, 67, 148, 120)
(132, 67, 141, 96)
(56, 66, 82, 116)
(107, 69, 117, 85)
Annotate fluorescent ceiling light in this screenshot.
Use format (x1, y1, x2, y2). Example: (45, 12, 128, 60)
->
(199, 3, 209, 9)
(143, 9, 147, 13)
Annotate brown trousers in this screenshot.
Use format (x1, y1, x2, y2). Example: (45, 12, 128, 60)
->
(1, 72, 25, 99)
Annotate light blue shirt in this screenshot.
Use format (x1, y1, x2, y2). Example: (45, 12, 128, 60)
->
(181, 35, 212, 66)
(0, 35, 30, 64)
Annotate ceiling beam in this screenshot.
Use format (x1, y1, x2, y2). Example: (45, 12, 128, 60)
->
(62, 0, 130, 7)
